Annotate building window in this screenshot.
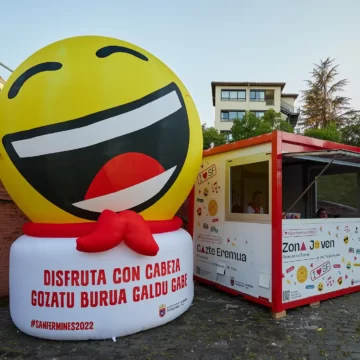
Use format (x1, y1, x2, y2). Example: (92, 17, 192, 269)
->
(250, 90, 265, 102)
(251, 111, 265, 118)
(221, 90, 246, 101)
(220, 130, 233, 141)
(221, 110, 245, 121)
(265, 90, 275, 105)
(225, 155, 271, 221)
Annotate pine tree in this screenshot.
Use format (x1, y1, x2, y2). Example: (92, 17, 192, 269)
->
(301, 57, 351, 128)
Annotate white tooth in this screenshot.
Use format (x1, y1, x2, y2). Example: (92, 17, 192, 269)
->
(11, 91, 181, 158)
(72, 166, 176, 213)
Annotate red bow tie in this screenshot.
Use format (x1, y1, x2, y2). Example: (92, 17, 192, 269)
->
(23, 211, 183, 257)
(76, 210, 159, 256)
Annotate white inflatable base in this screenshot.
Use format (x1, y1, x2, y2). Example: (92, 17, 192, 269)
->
(9, 229, 194, 340)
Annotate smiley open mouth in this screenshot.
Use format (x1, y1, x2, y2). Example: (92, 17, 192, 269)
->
(3, 82, 189, 220)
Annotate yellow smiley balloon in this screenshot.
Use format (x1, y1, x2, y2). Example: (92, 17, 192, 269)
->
(0, 36, 203, 223)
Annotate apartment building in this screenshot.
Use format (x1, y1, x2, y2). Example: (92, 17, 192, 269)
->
(212, 81, 300, 137)
(0, 77, 5, 91)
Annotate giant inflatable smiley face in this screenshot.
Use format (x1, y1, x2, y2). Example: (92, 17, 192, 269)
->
(0, 36, 202, 223)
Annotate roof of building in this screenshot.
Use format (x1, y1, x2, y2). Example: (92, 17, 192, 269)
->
(203, 131, 360, 158)
(211, 81, 287, 105)
(281, 93, 299, 99)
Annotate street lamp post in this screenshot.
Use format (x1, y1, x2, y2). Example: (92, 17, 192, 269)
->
(0, 61, 13, 73)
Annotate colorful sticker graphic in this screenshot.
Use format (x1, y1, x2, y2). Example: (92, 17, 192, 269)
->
(326, 276, 334, 287)
(297, 266, 308, 283)
(208, 199, 218, 217)
(197, 164, 217, 185)
(310, 261, 331, 281)
(211, 181, 220, 194)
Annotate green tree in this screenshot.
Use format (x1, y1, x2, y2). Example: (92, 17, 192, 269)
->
(231, 110, 294, 142)
(337, 111, 360, 146)
(303, 122, 341, 143)
(263, 109, 294, 133)
(301, 57, 351, 128)
(202, 124, 227, 150)
(231, 112, 262, 141)
(340, 124, 360, 147)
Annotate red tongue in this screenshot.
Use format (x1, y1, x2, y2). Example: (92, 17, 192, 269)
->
(85, 152, 165, 200)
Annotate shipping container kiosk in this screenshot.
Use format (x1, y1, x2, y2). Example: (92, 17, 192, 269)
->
(190, 131, 360, 317)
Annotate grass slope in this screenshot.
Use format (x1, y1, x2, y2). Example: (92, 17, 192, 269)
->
(317, 173, 357, 208)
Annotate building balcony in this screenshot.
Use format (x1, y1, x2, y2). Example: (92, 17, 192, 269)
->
(280, 101, 300, 127)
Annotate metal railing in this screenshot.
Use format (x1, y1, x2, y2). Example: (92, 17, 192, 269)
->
(280, 100, 300, 114)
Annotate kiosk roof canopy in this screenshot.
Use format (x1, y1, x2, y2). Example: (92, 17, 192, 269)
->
(283, 149, 360, 168)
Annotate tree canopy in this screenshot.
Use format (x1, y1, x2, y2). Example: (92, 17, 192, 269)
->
(300, 114, 360, 146)
(231, 110, 293, 142)
(299, 57, 360, 146)
(340, 123, 360, 147)
(202, 110, 294, 150)
(202, 124, 226, 150)
(301, 57, 352, 128)
(303, 122, 341, 143)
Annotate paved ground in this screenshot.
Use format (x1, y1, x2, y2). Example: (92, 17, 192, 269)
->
(1, 282, 360, 360)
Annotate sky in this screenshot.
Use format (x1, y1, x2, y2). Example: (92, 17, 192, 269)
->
(0, 0, 359, 126)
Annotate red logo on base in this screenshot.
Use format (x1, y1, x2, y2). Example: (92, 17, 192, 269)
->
(159, 304, 166, 318)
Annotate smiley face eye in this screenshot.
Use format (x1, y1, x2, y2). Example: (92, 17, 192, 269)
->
(8, 62, 62, 100)
(96, 46, 148, 61)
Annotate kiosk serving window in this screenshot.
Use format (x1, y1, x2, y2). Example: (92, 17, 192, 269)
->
(282, 150, 360, 219)
(225, 154, 271, 222)
(316, 172, 359, 216)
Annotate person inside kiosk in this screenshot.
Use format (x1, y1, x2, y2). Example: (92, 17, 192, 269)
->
(227, 158, 270, 221)
(282, 150, 360, 220)
(316, 208, 328, 218)
(247, 191, 265, 214)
